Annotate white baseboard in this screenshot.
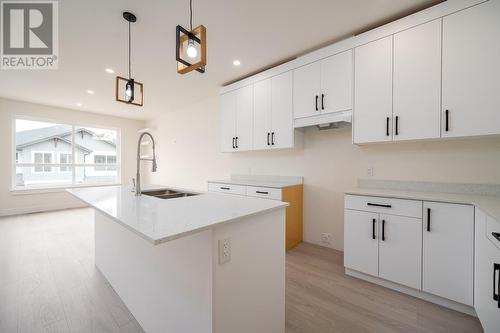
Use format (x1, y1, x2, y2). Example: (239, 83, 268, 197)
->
(0, 202, 88, 217)
(345, 268, 477, 317)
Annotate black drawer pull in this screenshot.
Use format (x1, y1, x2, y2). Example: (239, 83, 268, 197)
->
(372, 218, 376, 240)
(235, 137, 239, 148)
(271, 132, 275, 145)
(256, 191, 269, 195)
(321, 94, 325, 110)
(367, 203, 392, 208)
(386, 117, 390, 136)
(267, 132, 270, 146)
(232, 137, 235, 149)
(220, 187, 230, 190)
(492, 232, 500, 243)
(382, 219, 386, 241)
(427, 208, 431, 232)
(315, 95, 319, 111)
(445, 109, 449, 132)
(494, 263, 500, 307)
(395, 116, 399, 136)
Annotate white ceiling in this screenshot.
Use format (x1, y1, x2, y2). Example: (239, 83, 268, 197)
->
(0, 0, 442, 120)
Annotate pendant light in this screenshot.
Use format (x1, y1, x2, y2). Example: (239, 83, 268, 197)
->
(176, 0, 206, 74)
(116, 12, 144, 107)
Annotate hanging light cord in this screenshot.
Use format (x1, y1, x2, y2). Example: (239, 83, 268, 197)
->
(189, 0, 193, 31)
(128, 20, 131, 79)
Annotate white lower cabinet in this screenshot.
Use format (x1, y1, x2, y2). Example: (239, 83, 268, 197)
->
(378, 214, 422, 290)
(422, 202, 474, 306)
(345, 195, 476, 308)
(344, 210, 379, 277)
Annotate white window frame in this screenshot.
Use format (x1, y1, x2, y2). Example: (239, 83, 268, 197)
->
(32, 151, 55, 173)
(12, 115, 122, 191)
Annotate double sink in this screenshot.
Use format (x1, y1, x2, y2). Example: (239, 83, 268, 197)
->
(141, 188, 199, 200)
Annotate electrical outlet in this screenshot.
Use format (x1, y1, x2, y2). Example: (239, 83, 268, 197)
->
(321, 233, 331, 245)
(367, 166, 374, 177)
(218, 238, 231, 264)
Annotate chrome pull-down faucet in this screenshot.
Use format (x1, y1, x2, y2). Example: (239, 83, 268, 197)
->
(135, 132, 157, 196)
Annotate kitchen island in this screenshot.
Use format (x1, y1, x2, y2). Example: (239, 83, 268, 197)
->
(68, 185, 288, 333)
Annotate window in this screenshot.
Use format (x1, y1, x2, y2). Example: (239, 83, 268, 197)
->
(14, 118, 120, 189)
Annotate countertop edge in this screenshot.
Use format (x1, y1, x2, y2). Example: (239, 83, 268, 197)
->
(208, 180, 303, 189)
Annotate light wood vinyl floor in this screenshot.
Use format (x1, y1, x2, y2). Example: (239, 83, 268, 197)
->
(0, 208, 483, 333)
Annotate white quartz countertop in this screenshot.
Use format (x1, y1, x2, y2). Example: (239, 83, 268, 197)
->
(208, 179, 302, 189)
(346, 188, 500, 222)
(67, 185, 288, 245)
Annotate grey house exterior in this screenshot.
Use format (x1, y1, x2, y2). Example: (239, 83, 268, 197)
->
(16, 126, 117, 187)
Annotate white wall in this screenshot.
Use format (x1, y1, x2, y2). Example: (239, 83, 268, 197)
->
(0, 98, 145, 216)
(146, 96, 500, 251)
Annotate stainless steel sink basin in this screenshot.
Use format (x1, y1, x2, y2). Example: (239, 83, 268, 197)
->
(141, 189, 199, 199)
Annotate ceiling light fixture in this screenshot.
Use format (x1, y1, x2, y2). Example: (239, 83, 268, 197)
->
(176, 0, 206, 74)
(86, 90, 95, 95)
(116, 12, 144, 107)
(233, 60, 241, 66)
(105, 68, 115, 74)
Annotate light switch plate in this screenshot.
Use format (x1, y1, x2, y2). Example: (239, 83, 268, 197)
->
(218, 238, 231, 264)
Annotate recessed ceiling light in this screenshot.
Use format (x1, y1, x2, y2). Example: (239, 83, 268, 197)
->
(105, 68, 115, 74)
(76, 103, 83, 107)
(86, 90, 95, 95)
(233, 60, 241, 66)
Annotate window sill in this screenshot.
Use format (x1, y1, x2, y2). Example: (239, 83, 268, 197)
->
(10, 183, 122, 195)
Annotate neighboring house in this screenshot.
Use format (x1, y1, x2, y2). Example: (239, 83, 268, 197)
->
(16, 126, 117, 187)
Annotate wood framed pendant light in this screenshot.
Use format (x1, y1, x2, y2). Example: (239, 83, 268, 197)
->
(116, 11, 144, 107)
(176, 0, 206, 74)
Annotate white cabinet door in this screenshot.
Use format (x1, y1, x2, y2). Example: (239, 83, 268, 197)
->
(320, 50, 353, 114)
(378, 214, 422, 290)
(475, 209, 500, 332)
(422, 202, 474, 306)
(253, 78, 272, 150)
(442, 0, 500, 138)
(271, 71, 293, 149)
(393, 19, 441, 141)
(220, 91, 236, 152)
(235, 85, 254, 151)
(293, 62, 321, 119)
(344, 209, 379, 277)
(354, 36, 393, 144)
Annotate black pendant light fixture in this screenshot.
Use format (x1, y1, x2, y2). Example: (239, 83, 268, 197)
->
(116, 11, 144, 106)
(176, 0, 206, 74)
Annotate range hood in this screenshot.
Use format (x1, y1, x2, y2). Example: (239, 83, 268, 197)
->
(294, 110, 352, 130)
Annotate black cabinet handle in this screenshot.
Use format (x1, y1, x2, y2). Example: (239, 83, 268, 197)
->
(445, 109, 449, 132)
(382, 220, 386, 241)
(492, 232, 500, 243)
(427, 208, 431, 232)
(367, 203, 392, 208)
(235, 137, 239, 148)
(321, 94, 325, 110)
(395, 116, 399, 136)
(315, 95, 318, 111)
(386, 117, 390, 136)
(494, 263, 500, 307)
(267, 132, 270, 146)
(271, 132, 275, 145)
(232, 137, 235, 149)
(372, 218, 376, 240)
(256, 191, 269, 195)
(220, 187, 230, 190)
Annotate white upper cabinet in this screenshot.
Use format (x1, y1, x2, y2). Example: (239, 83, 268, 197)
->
(422, 202, 474, 306)
(442, 0, 500, 138)
(354, 36, 393, 144)
(293, 51, 353, 120)
(253, 78, 272, 150)
(253, 72, 294, 150)
(293, 62, 321, 119)
(393, 19, 442, 141)
(271, 71, 294, 149)
(235, 85, 254, 151)
(320, 50, 353, 114)
(220, 91, 237, 153)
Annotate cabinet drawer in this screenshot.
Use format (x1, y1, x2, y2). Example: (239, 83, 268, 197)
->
(345, 195, 422, 218)
(208, 182, 246, 195)
(487, 215, 500, 251)
(246, 186, 282, 200)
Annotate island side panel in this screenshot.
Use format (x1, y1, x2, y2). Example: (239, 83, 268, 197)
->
(94, 210, 213, 333)
(213, 208, 286, 333)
